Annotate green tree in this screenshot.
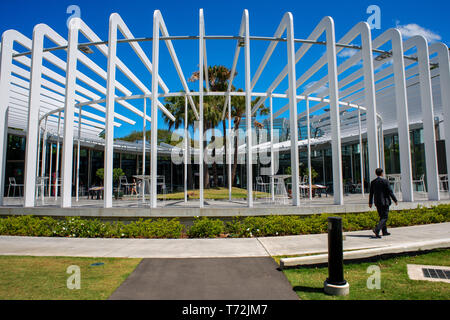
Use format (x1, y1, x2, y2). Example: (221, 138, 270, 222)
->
(163, 65, 268, 190)
(229, 89, 269, 185)
(189, 65, 235, 188)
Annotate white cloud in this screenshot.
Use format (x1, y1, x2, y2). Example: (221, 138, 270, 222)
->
(338, 48, 358, 58)
(396, 23, 442, 43)
(303, 81, 328, 95)
(374, 60, 393, 72)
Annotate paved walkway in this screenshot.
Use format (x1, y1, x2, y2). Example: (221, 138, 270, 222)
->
(3, 194, 449, 218)
(108, 257, 299, 300)
(0, 222, 449, 258)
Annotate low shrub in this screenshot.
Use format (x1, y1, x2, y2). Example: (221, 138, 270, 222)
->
(224, 204, 450, 238)
(0, 216, 184, 239)
(187, 217, 224, 238)
(118, 218, 184, 238)
(0, 204, 448, 239)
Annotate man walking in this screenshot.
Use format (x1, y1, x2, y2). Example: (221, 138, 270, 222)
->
(369, 168, 398, 238)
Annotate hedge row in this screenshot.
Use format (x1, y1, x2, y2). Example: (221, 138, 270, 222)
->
(0, 216, 184, 239)
(223, 204, 450, 238)
(0, 204, 449, 239)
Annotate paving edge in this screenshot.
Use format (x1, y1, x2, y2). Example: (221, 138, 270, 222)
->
(279, 239, 450, 269)
(1, 200, 449, 218)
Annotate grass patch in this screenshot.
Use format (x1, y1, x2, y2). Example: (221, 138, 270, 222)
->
(282, 249, 450, 300)
(157, 187, 270, 200)
(0, 256, 141, 300)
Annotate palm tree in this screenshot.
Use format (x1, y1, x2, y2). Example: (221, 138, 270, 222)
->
(229, 89, 269, 185)
(163, 65, 269, 190)
(163, 93, 198, 189)
(189, 65, 235, 188)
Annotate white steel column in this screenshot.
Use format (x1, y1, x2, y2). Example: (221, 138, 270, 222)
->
(269, 94, 275, 202)
(412, 36, 440, 200)
(431, 43, 450, 194)
(361, 23, 379, 182)
(357, 107, 365, 196)
(40, 118, 48, 203)
(61, 20, 80, 208)
(0, 32, 19, 206)
(184, 95, 188, 203)
(391, 29, 414, 202)
(243, 10, 253, 207)
(306, 97, 312, 200)
(286, 12, 300, 206)
(151, 11, 161, 208)
(1, 108, 7, 202)
(76, 109, 81, 202)
(228, 94, 232, 201)
(379, 119, 385, 170)
(198, 9, 205, 208)
(104, 15, 119, 208)
(48, 140, 53, 198)
(24, 25, 46, 207)
(36, 123, 41, 178)
(325, 17, 344, 205)
(143, 98, 147, 204)
(55, 112, 61, 200)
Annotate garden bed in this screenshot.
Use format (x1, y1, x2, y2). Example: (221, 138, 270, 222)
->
(0, 204, 448, 239)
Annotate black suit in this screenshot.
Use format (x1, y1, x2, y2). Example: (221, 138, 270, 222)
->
(369, 176, 398, 235)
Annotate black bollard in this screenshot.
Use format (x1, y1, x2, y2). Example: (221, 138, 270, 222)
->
(324, 216, 349, 295)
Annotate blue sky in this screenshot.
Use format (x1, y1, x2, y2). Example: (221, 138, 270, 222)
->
(1, 0, 448, 138)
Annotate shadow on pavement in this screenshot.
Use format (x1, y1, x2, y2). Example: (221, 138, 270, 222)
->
(292, 286, 324, 294)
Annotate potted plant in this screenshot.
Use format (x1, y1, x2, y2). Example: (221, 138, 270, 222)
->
(113, 168, 125, 199)
(95, 168, 125, 199)
(95, 168, 104, 185)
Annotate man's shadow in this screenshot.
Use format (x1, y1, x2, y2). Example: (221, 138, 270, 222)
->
(292, 286, 324, 294)
(345, 234, 379, 239)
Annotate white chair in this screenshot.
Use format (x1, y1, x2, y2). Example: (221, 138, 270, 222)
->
(254, 176, 270, 201)
(300, 175, 308, 197)
(387, 174, 401, 194)
(119, 176, 134, 195)
(157, 175, 167, 203)
(35, 176, 47, 198)
(50, 178, 62, 197)
(439, 174, 448, 191)
(274, 177, 289, 205)
(7, 177, 23, 197)
(413, 174, 426, 192)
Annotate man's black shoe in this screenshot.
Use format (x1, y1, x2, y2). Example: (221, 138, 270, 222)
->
(373, 229, 381, 238)
(382, 232, 391, 236)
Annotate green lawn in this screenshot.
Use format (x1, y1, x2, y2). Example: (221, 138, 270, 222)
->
(281, 249, 450, 300)
(157, 187, 270, 200)
(0, 256, 141, 300)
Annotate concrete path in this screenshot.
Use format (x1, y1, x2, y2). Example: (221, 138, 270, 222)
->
(3, 195, 449, 218)
(108, 257, 299, 300)
(0, 222, 448, 258)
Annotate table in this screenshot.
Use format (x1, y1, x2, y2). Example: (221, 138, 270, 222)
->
(439, 174, 448, 191)
(88, 186, 104, 199)
(300, 184, 328, 197)
(133, 175, 151, 195)
(36, 176, 49, 198)
(269, 174, 291, 204)
(386, 174, 401, 193)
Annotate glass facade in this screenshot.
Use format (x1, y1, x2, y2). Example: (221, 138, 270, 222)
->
(5, 134, 26, 185)
(2, 127, 447, 196)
